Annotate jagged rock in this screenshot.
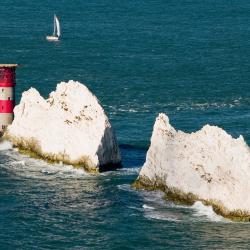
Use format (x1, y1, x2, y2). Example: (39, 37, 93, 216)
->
(134, 113, 250, 221)
(5, 80, 121, 172)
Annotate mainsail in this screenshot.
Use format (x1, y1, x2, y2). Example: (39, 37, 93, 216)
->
(53, 15, 61, 38)
(55, 15, 61, 37)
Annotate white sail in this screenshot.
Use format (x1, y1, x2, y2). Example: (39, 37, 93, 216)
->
(55, 15, 61, 37)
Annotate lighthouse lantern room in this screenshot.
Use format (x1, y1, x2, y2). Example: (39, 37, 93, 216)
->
(0, 64, 18, 135)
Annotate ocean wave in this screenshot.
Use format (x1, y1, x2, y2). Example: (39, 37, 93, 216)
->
(176, 101, 236, 111)
(142, 190, 166, 204)
(144, 211, 181, 222)
(117, 184, 134, 192)
(118, 167, 140, 175)
(191, 201, 229, 223)
(104, 104, 145, 114)
(142, 200, 230, 223)
(12, 160, 26, 166)
(142, 204, 155, 210)
(0, 149, 91, 180)
(105, 97, 248, 115)
(118, 186, 181, 222)
(136, 188, 231, 223)
(117, 108, 138, 113)
(40, 163, 89, 177)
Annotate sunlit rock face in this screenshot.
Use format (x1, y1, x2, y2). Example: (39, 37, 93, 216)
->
(5, 80, 121, 172)
(135, 113, 250, 221)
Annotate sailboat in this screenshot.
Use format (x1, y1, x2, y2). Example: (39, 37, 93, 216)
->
(46, 14, 61, 41)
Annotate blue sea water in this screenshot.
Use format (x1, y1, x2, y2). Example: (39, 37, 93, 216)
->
(0, 0, 250, 249)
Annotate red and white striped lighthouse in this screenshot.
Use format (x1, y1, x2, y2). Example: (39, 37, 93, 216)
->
(0, 64, 18, 135)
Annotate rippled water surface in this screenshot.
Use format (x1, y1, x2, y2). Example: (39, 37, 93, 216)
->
(1, 0, 250, 249)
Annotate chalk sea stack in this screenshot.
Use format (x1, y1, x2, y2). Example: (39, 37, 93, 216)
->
(5, 80, 121, 172)
(134, 113, 250, 221)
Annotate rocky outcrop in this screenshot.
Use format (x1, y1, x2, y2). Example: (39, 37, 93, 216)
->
(134, 113, 250, 221)
(5, 80, 121, 172)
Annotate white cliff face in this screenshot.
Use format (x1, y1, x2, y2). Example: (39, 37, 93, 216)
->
(137, 113, 250, 218)
(6, 80, 121, 172)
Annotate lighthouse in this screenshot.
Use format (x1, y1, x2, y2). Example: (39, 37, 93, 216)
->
(0, 64, 18, 135)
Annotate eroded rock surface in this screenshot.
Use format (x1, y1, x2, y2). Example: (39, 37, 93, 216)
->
(135, 113, 250, 221)
(5, 80, 121, 172)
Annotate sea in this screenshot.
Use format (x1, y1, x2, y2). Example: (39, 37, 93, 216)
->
(0, 0, 250, 249)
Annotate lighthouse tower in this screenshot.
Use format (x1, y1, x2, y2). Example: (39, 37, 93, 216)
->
(0, 64, 18, 135)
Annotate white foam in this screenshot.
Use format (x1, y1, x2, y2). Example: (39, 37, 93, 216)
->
(59, 164, 88, 176)
(12, 160, 26, 166)
(117, 184, 134, 192)
(174, 98, 245, 111)
(144, 211, 180, 222)
(0, 140, 12, 151)
(143, 191, 165, 204)
(192, 201, 229, 222)
(118, 167, 140, 175)
(38, 163, 90, 178)
(143, 204, 155, 210)
(0, 148, 91, 180)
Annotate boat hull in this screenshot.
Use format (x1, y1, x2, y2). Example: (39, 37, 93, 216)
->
(46, 36, 59, 41)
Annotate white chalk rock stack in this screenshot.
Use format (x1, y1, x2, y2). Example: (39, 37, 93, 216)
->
(5, 80, 121, 172)
(135, 113, 250, 220)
